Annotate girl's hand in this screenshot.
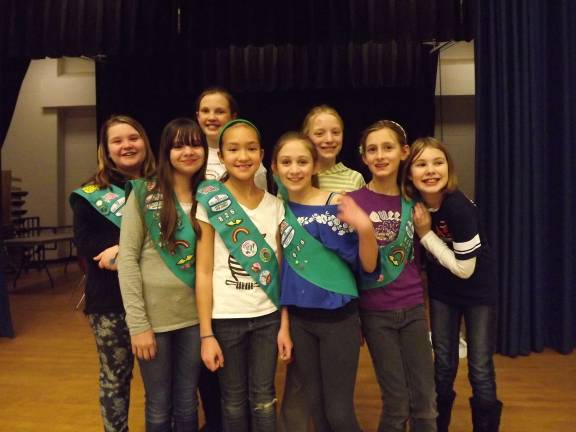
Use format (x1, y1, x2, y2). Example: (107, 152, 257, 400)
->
(131, 329, 157, 361)
(277, 327, 293, 363)
(413, 203, 432, 238)
(337, 195, 372, 233)
(201, 336, 224, 371)
(93, 245, 119, 271)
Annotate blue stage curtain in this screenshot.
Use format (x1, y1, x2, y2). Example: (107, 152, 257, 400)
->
(475, 0, 576, 356)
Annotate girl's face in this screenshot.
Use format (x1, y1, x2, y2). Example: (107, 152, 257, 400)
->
(197, 93, 234, 143)
(169, 133, 206, 179)
(409, 147, 449, 196)
(218, 125, 263, 182)
(274, 139, 316, 194)
(107, 123, 147, 174)
(362, 128, 409, 180)
(308, 113, 343, 163)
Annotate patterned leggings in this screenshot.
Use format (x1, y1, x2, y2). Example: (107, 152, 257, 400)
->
(89, 312, 134, 432)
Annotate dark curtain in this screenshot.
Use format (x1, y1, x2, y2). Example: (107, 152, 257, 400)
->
(95, 47, 438, 177)
(475, 1, 576, 356)
(1, 0, 473, 58)
(0, 58, 29, 147)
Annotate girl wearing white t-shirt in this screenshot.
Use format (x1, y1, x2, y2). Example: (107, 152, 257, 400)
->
(195, 119, 292, 432)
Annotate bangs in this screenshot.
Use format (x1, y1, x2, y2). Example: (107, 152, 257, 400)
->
(173, 128, 201, 148)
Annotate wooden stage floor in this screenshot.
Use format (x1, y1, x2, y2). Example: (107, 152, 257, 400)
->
(1, 265, 574, 431)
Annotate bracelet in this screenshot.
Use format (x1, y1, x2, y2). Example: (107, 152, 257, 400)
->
(200, 334, 215, 339)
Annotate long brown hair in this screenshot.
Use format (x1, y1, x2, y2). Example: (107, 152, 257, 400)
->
(89, 115, 155, 187)
(156, 118, 207, 251)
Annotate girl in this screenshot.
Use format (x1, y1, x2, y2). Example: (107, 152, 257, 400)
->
(196, 87, 268, 190)
(70, 115, 155, 432)
(348, 120, 437, 432)
(195, 119, 292, 432)
(302, 104, 365, 192)
(404, 137, 502, 432)
(117, 118, 207, 431)
(273, 131, 378, 432)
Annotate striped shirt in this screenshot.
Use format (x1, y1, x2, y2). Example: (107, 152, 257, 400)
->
(317, 162, 365, 193)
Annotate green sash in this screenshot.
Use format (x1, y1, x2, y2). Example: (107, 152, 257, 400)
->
(70, 183, 126, 228)
(362, 197, 415, 290)
(275, 177, 358, 297)
(127, 179, 196, 287)
(196, 180, 280, 306)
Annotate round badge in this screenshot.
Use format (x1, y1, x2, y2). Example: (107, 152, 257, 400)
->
(259, 270, 271, 286)
(82, 184, 99, 194)
(259, 247, 272, 263)
(96, 200, 109, 215)
(251, 262, 262, 273)
(241, 240, 258, 257)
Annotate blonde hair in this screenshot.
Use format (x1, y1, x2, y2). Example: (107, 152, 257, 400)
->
(301, 105, 344, 137)
(89, 115, 155, 187)
(402, 137, 458, 200)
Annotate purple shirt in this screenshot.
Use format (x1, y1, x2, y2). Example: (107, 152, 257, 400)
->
(348, 187, 424, 311)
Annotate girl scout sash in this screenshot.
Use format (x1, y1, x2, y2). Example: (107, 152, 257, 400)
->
(70, 183, 126, 227)
(196, 180, 280, 306)
(127, 179, 196, 287)
(362, 197, 415, 289)
(275, 177, 358, 297)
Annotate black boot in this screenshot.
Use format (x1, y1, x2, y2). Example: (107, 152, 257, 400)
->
(436, 390, 456, 432)
(469, 397, 503, 432)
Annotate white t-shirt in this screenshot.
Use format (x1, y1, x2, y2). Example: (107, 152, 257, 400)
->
(205, 147, 268, 190)
(196, 191, 284, 318)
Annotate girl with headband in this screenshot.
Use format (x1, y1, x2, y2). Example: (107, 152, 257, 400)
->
(195, 119, 292, 432)
(348, 120, 437, 432)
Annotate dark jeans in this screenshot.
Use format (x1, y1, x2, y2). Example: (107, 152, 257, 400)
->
(213, 311, 280, 432)
(290, 312, 362, 432)
(361, 305, 437, 432)
(430, 299, 498, 403)
(138, 325, 202, 432)
(89, 312, 134, 432)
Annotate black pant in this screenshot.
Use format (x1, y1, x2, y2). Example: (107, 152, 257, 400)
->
(290, 312, 362, 432)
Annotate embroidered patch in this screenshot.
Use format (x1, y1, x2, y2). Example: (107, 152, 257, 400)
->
(280, 224, 295, 248)
(232, 227, 250, 243)
(177, 254, 194, 267)
(82, 184, 99, 194)
(259, 247, 272, 263)
(210, 198, 232, 212)
(102, 192, 119, 202)
(173, 239, 190, 250)
(388, 247, 405, 266)
(199, 184, 219, 195)
(226, 219, 243, 226)
(110, 197, 126, 214)
(241, 240, 258, 257)
(95, 199, 109, 214)
(259, 270, 271, 286)
(251, 262, 262, 273)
